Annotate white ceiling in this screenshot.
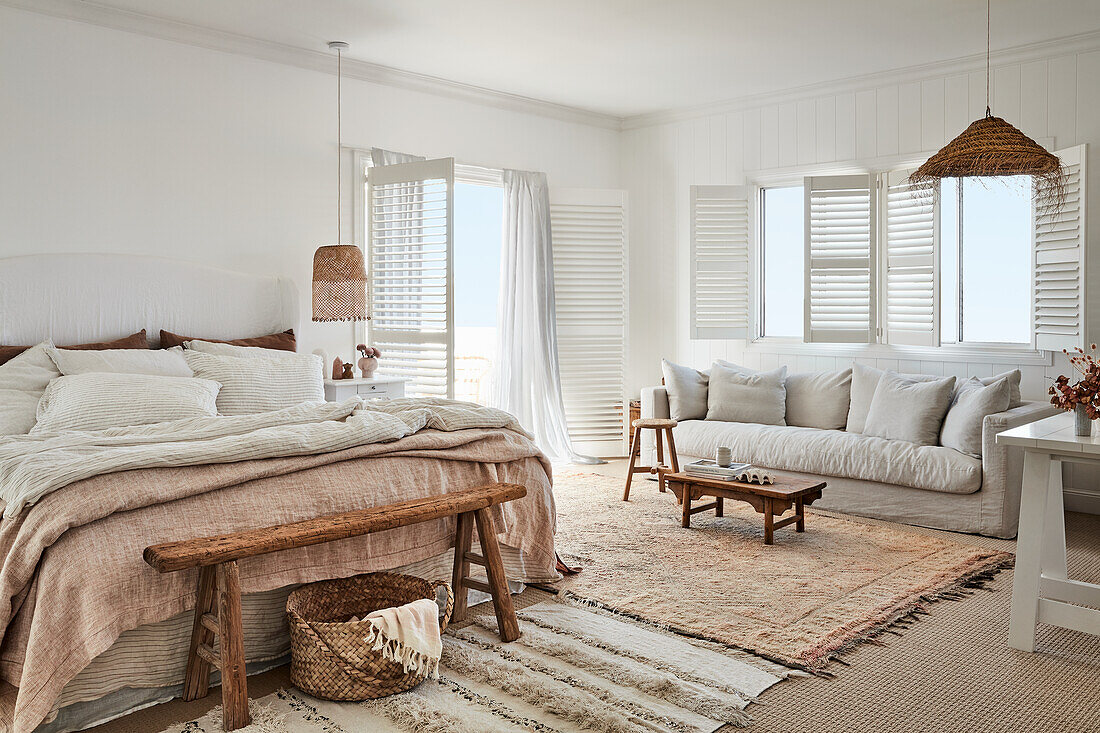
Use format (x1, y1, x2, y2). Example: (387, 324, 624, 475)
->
(75, 0, 1100, 117)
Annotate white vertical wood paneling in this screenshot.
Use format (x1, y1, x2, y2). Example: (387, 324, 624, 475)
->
(1047, 54, 1077, 148)
(760, 105, 779, 169)
(944, 74, 971, 140)
(968, 69, 988, 118)
(898, 82, 922, 153)
(778, 102, 798, 167)
(710, 114, 727, 182)
(920, 78, 946, 151)
(1020, 60, 1049, 139)
(855, 89, 877, 159)
(835, 92, 856, 161)
(995, 65, 1023, 125)
(816, 96, 837, 163)
(725, 112, 744, 181)
(797, 99, 816, 165)
(876, 86, 899, 156)
(742, 108, 761, 171)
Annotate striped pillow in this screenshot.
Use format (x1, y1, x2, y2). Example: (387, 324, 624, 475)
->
(31, 373, 220, 434)
(183, 351, 324, 415)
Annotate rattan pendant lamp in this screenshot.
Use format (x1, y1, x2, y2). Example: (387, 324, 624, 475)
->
(908, 0, 1065, 212)
(312, 41, 368, 323)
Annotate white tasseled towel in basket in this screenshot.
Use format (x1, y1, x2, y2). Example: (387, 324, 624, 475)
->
(357, 598, 443, 678)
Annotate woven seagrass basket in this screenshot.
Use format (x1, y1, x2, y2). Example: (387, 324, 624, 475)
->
(287, 572, 453, 701)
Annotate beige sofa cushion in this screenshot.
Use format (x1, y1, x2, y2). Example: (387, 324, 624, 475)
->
(661, 359, 709, 421)
(940, 377, 1012, 457)
(706, 363, 787, 425)
(863, 372, 956, 446)
(673, 419, 982, 495)
(785, 368, 851, 429)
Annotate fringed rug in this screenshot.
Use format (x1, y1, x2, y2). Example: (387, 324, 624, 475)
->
(159, 602, 793, 732)
(552, 470, 1012, 670)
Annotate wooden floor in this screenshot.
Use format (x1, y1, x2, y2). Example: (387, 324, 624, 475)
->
(91, 458, 1100, 733)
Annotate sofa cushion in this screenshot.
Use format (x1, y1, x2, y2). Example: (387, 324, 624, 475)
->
(673, 420, 982, 495)
(940, 377, 1011, 457)
(785, 368, 851, 429)
(661, 359, 709, 421)
(846, 363, 938, 433)
(706, 363, 787, 425)
(979, 370, 1023, 408)
(863, 372, 956, 446)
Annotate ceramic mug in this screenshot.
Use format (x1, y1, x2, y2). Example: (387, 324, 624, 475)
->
(716, 446, 733, 467)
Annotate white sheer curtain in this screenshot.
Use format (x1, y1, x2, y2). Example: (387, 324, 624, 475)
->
(370, 148, 424, 165)
(492, 170, 601, 464)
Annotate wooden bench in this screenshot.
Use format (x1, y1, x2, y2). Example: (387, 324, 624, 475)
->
(143, 482, 527, 732)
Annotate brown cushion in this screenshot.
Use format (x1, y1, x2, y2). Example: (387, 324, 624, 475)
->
(159, 329, 296, 352)
(0, 330, 149, 367)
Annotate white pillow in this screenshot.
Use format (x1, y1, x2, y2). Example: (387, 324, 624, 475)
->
(48, 347, 192, 377)
(785, 368, 852, 430)
(977, 370, 1023, 408)
(184, 340, 296, 360)
(940, 377, 1012, 457)
(713, 359, 756, 374)
(863, 372, 957, 446)
(705, 363, 787, 425)
(846, 363, 938, 434)
(661, 359, 709, 421)
(183, 351, 324, 415)
(0, 343, 61, 435)
(31, 373, 220, 434)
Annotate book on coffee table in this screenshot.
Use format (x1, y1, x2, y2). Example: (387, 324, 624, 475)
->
(684, 459, 752, 480)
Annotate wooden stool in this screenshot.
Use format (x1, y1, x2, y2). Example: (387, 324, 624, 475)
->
(623, 418, 679, 501)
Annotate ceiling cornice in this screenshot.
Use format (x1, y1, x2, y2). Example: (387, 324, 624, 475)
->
(0, 0, 624, 130)
(621, 28, 1100, 130)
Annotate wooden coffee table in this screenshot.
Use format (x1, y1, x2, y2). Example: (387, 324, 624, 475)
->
(660, 470, 826, 544)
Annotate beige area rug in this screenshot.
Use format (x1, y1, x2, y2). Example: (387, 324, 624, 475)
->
(158, 602, 792, 732)
(551, 470, 1012, 670)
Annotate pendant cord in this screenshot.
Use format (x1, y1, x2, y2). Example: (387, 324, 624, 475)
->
(990, 0, 998, 115)
(336, 47, 341, 244)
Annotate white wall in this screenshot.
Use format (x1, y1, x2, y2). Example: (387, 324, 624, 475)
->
(620, 47, 1100, 401)
(0, 6, 620, 361)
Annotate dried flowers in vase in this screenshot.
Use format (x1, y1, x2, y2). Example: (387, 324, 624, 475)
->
(357, 344, 381, 378)
(1049, 344, 1100, 436)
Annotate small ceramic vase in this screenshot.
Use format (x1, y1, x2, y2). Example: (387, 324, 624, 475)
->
(716, 446, 733, 467)
(1074, 404, 1093, 437)
(359, 356, 378, 378)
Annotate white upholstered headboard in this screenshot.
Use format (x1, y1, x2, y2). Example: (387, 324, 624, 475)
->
(0, 254, 299, 346)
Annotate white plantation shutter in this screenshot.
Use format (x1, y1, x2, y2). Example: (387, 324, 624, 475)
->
(883, 169, 939, 346)
(804, 174, 877, 343)
(690, 185, 750, 339)
(367, 157, 455, 397)
(1034, 144, 1088, 352)
(550, 188, 627, 456)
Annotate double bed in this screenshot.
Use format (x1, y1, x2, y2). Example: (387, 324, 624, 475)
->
(0, 254, 557, 733)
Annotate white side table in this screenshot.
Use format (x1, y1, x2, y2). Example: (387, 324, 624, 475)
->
(996, 413, 1100, 651)
(323, 377, 408, 402)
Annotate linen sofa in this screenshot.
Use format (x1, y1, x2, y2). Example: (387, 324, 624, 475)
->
(640, 380, 1057, 539)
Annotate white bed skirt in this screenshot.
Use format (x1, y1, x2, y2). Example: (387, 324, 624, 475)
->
(36, 546, 536, 733)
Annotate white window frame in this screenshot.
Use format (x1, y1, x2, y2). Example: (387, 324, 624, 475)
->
(746, 156, 1051, 365)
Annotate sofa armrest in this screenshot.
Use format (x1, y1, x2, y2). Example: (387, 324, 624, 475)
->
(979, 400, 1061, 538)
(638, 387, 670, 461)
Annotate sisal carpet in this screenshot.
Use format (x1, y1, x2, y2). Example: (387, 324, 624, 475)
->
(552, 470, 1012, 669)
(158, 602, 792, 732)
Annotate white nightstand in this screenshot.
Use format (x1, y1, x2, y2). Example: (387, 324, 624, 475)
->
(323, 377, 408, 402)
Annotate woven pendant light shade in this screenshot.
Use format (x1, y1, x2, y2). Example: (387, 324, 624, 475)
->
(909, 113, 1066, 213)
(312, 245, 367, 322)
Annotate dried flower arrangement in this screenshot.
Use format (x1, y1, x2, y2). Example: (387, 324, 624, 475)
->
(1049, 344, 1100, 419)
(357, 344, 381, 379)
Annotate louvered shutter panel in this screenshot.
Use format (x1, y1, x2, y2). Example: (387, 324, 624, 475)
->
(804, 174, 877, 343)
(550, 188, 627, 456)
(367, 157, 455, 397)
(883, 169, 938, 346)
(690, 186, 750, 339)
(1034, 145, 1088, 352)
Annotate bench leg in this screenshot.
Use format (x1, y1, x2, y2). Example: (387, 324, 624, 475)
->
(451, 511, 474, 624)
(183, 566, 218, 702)
(217, 562, 250, 732)
(474, 508, 521, 642)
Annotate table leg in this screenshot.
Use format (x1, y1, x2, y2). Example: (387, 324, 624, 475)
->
(763, 498, 774, 545)
(715, 496, 724, 517)
(795, 498, 805, 532)
(1041, 459, 1068, 580)
(681, 486, 692, 528)
(1009, 450, 1052, 652)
